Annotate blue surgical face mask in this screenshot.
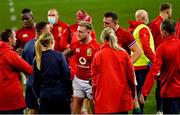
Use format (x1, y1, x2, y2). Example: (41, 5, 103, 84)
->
(48, 17, 56, 25)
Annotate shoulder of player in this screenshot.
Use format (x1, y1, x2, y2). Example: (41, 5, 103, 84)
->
(90, 39, 100, 50)
(59, 21, 69, 28)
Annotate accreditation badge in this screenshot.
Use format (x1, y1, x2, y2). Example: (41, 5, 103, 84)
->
(87, 48, 92, 56)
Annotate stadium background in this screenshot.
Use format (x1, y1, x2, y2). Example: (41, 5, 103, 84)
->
(0, 0, 179, 114)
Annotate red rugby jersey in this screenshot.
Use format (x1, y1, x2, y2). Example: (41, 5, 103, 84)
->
(70, 39, 100, 80)
(60, 23, 96, 51)
(115, 27, 136, 55)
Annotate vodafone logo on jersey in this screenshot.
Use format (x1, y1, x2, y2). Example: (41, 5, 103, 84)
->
(79, 57, 86, 65)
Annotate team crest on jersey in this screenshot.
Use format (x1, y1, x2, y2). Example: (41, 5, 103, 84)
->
(76, 48, 80, 52)
(79, 57, 86, 65)
(58, 27, 62, 32)
(87, 48, 92, 56)
(22, 34, 28, 38)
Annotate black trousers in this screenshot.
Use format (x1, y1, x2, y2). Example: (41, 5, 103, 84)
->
(135, 69, 149, 114)
(0, 108, 24, 114)
(155, 79, 162, 112)
(162, 98, 180, 114)
(40, 92, 71, 114)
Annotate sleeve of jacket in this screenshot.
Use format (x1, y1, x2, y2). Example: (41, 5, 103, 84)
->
(60, 28, 70, 51)
(141, 46, 163, 96)
(15, 30, 21, 49)
(60, 53, 72, 97)
(149, 16, 163, 37)
(33, 61, 40, 98)
(126, 53, 136, 99)
(91, 52, 100, 99)
(139, 28, 155, 63)
(7, 51, 32, 75)
(176, 20, 180, 38)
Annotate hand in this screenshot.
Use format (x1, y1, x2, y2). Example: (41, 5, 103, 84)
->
(16, 48, 23, 56)
(133, 97, 140, 109)
(37, 98, 40, 105)
(139, 94, 145, 104)
(70, 96, 73, 103)
(48, 23, 53, 30)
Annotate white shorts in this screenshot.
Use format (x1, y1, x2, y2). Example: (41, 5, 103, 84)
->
(72, 76, 93, 99)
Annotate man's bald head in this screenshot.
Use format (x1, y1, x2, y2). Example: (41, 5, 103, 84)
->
(48, 8, 59, 17)
(48, 8, 59, 25)
(135, 9, 149, 24)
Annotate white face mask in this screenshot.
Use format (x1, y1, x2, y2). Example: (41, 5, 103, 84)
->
(48, 17, 56, 25)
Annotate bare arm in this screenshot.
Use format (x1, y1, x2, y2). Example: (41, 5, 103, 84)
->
(130, 42, 142, 64)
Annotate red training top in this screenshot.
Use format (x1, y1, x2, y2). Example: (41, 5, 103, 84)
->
(142, 35, 180, 98)
(16, 26, 36, 48)
(92, 42, 135, 113)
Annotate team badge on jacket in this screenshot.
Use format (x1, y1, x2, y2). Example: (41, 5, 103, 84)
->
(87, 48, 92, 56)
(58, 27, 62, 32)
(22, 34, 28, 38)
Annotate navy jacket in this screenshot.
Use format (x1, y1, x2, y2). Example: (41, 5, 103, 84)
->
(33, 50, 72, 98)
(22, 39, 36, 86)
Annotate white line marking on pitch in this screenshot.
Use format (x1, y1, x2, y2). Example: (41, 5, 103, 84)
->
(8, 0, 16, 21)
(9, 7, 15, 13)
(9, 1, 14, 6)
(10, 15, 16, 21)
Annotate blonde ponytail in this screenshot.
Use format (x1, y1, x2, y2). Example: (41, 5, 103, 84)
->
(35, 38, 42, 70)
(100, 27, 124, 51)
(35, 32, 54, 70)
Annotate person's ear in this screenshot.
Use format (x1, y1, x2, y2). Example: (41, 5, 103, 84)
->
(162, 30, 168, 37)
(8, 37, 12, 42)
(114, 20, 117, 25)
(31, 15, 34, 20)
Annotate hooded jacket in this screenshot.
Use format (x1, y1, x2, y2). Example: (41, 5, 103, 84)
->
(92, 43, 135, 113)
(0, 41, 32, 111)
(128, 20, 155, 70)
